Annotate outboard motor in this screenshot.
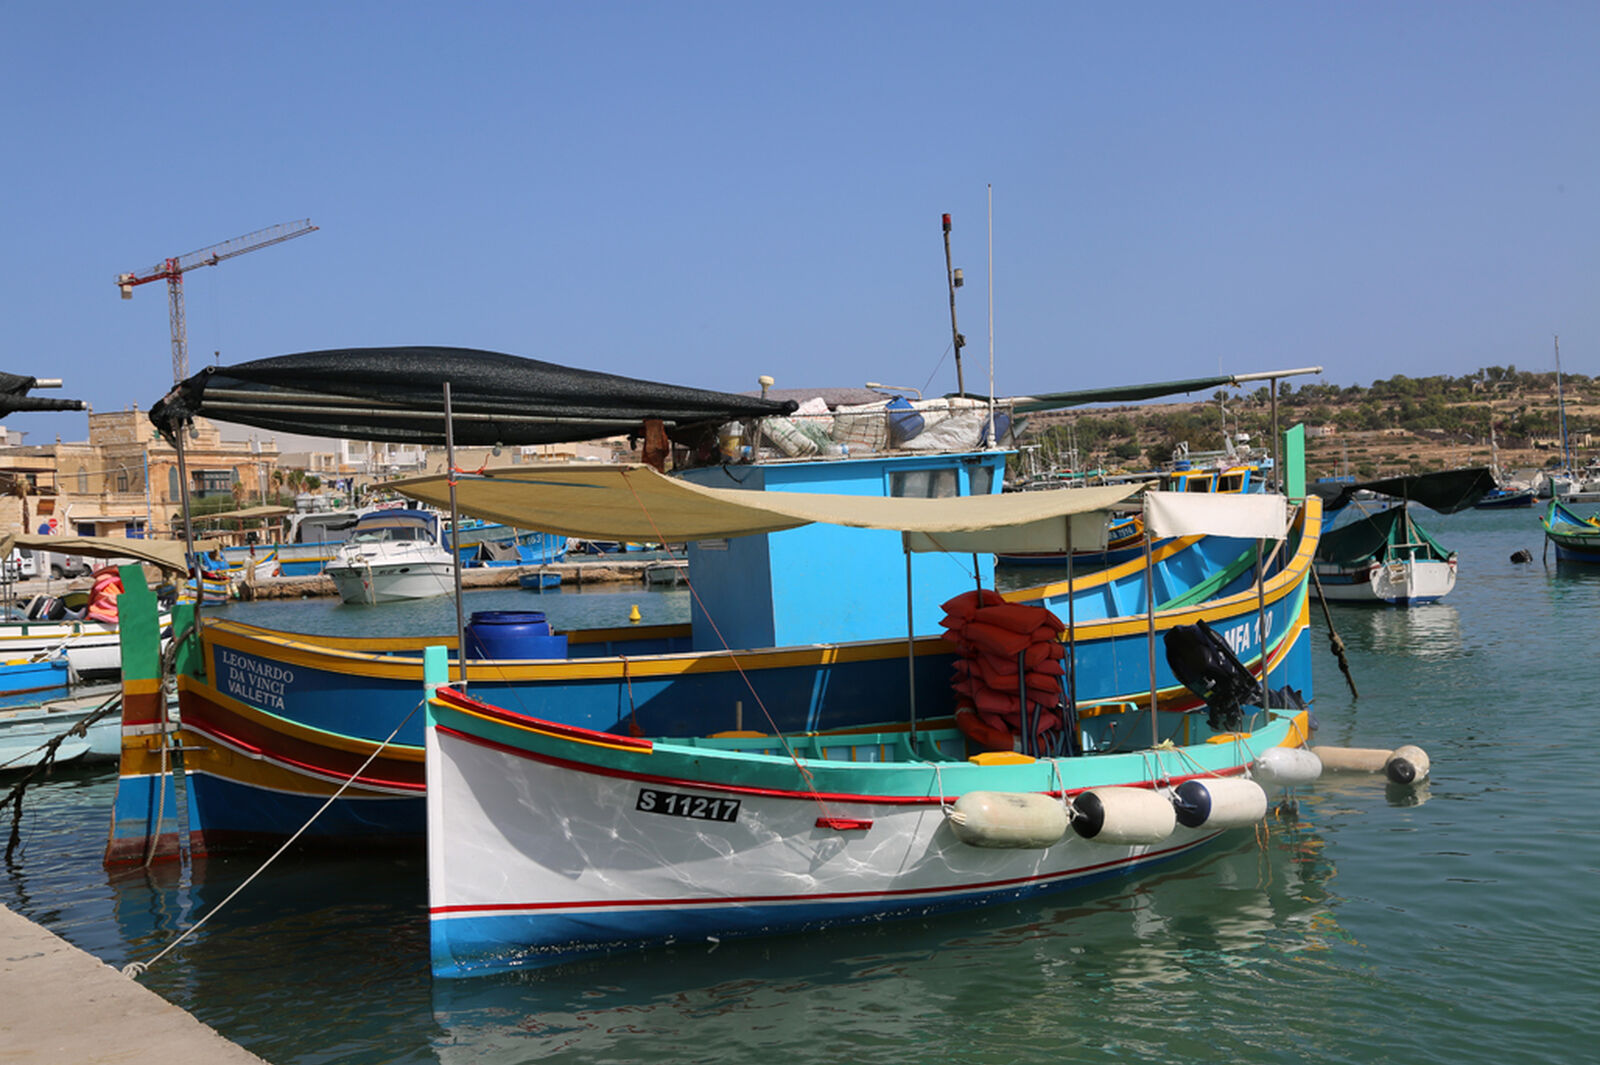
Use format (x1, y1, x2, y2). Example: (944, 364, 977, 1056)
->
(23, 595, 66, 622)
(1163, 619, 1262, 732)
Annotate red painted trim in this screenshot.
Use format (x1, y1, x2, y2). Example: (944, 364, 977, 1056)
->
(185, 719, 425, 792)
(433, 724, 1250, 807)
(816, 817, 873, 831)
(182, 689, 424, 792)
(430, 834, 1216, 916)
(434, 685, 654, 751)
(119, 691, 166, 727)
(0, 681, 70, 697)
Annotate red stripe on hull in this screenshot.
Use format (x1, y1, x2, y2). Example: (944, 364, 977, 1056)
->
(120, 690, 166, 728)
(181, 686, 424, 791)
(433, 685, 655, 750)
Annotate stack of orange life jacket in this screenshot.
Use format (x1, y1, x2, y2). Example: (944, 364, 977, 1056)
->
(939, 589, 1069, 753)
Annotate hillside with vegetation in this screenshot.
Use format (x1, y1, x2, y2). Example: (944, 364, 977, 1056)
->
(1021, 367, 1595, 482)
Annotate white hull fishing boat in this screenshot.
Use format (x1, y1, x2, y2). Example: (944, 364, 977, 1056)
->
(1310, 468, 1492, 607)
(323, 509, 456, 604)
(1314, 553, 1457, 605)
(421, 470, 1312, 976)
(427, 682, 1308, 975)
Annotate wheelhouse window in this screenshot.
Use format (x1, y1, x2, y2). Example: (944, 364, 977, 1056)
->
(889, 468, 959, 499)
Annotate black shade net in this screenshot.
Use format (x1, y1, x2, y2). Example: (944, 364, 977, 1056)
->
(148, 347, 796, 447)
(0, 372, 87, 416)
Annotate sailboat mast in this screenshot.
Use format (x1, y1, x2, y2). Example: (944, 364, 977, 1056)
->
(986, 183, 996, 450)
(444, 382, 468, 688)
(1555, 335, 1570, 470)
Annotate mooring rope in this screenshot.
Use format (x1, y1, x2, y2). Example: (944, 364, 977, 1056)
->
(143, 621, 198, 867)
(120, 696, 424, 979)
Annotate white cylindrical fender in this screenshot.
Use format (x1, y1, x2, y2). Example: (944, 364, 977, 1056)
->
(1252, 746, 1323, 788)
(1312, 746, 1394, 773)
(1385, 745, 1431, 785)
(949, 791, 1069, 849)
(1170, 777, 1268, 830)
(1070, 787, 1176, 844)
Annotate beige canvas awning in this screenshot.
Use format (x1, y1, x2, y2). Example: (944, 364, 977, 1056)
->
(0, 533, 220, 574)
(388, 464, 1150, 553)
(190, 505, 295, 523)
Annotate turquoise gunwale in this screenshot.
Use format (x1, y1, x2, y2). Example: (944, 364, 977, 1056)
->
(428, 684, 1307, 802)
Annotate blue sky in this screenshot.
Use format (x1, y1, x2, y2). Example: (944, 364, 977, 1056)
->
(4, 2, 1597, 444)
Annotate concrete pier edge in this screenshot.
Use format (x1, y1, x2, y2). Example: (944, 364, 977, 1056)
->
(1, 903, 268, 1064)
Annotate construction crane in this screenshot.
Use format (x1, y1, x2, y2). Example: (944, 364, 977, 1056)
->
(117, 219, 318, 383)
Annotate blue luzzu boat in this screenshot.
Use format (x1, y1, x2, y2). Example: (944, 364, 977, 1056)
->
(107, 350, 1322, 864)
(1541, 498, 1600, 563)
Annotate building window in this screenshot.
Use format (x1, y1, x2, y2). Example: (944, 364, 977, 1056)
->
(197, 470, 233, 494)
(76, 466, 88, 493)
(117, 472, 129, 492)
(168, 467, 180, 499)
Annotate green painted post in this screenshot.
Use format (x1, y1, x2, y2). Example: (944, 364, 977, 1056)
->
(105, 564, 180, 866)
(424, 645, 448, 700)
(1283, 424, 1307, 499)
(170, 600, 201, 678)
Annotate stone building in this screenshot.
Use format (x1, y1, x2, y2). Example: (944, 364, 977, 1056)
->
(0, 408, 280, 540)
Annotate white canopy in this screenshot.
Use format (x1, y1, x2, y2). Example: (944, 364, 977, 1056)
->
(1144, 490, 1287, 540)
(388, 464, 1152, 553)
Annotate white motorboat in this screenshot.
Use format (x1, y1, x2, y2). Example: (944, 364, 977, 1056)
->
(323, 509, 455, 604)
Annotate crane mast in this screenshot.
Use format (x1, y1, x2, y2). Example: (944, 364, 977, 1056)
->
(117, 219, 318, 382)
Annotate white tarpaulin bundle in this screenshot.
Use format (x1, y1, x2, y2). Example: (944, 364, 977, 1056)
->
(1143, 490, 1287, 541)
(388, 465, 1152, 554)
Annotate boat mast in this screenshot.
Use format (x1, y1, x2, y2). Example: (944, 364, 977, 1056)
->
(444, 382, 468, 688)
(1488, 407, 1500, 481)
(986, 184, 997, 449)
(1555, 335, 1570, 471)
(941, 213, 965, 396)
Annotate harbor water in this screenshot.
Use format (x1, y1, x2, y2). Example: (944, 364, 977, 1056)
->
(3, 511, 1596, 1065)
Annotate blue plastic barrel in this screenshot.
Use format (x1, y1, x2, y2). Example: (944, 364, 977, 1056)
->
(464, 610, 568, 660)
(886, 396, 925, 447)
(978, 412, 1012, 447)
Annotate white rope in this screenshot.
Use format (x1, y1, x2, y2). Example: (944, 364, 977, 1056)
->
(121, 696, 425, 979)
(1049, 757, 1077, 825)
(932, 762, 951, 819)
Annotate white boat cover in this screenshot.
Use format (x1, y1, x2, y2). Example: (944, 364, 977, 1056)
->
(1144, 490, 1287, 541)
(388, 465, 1154, 553)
